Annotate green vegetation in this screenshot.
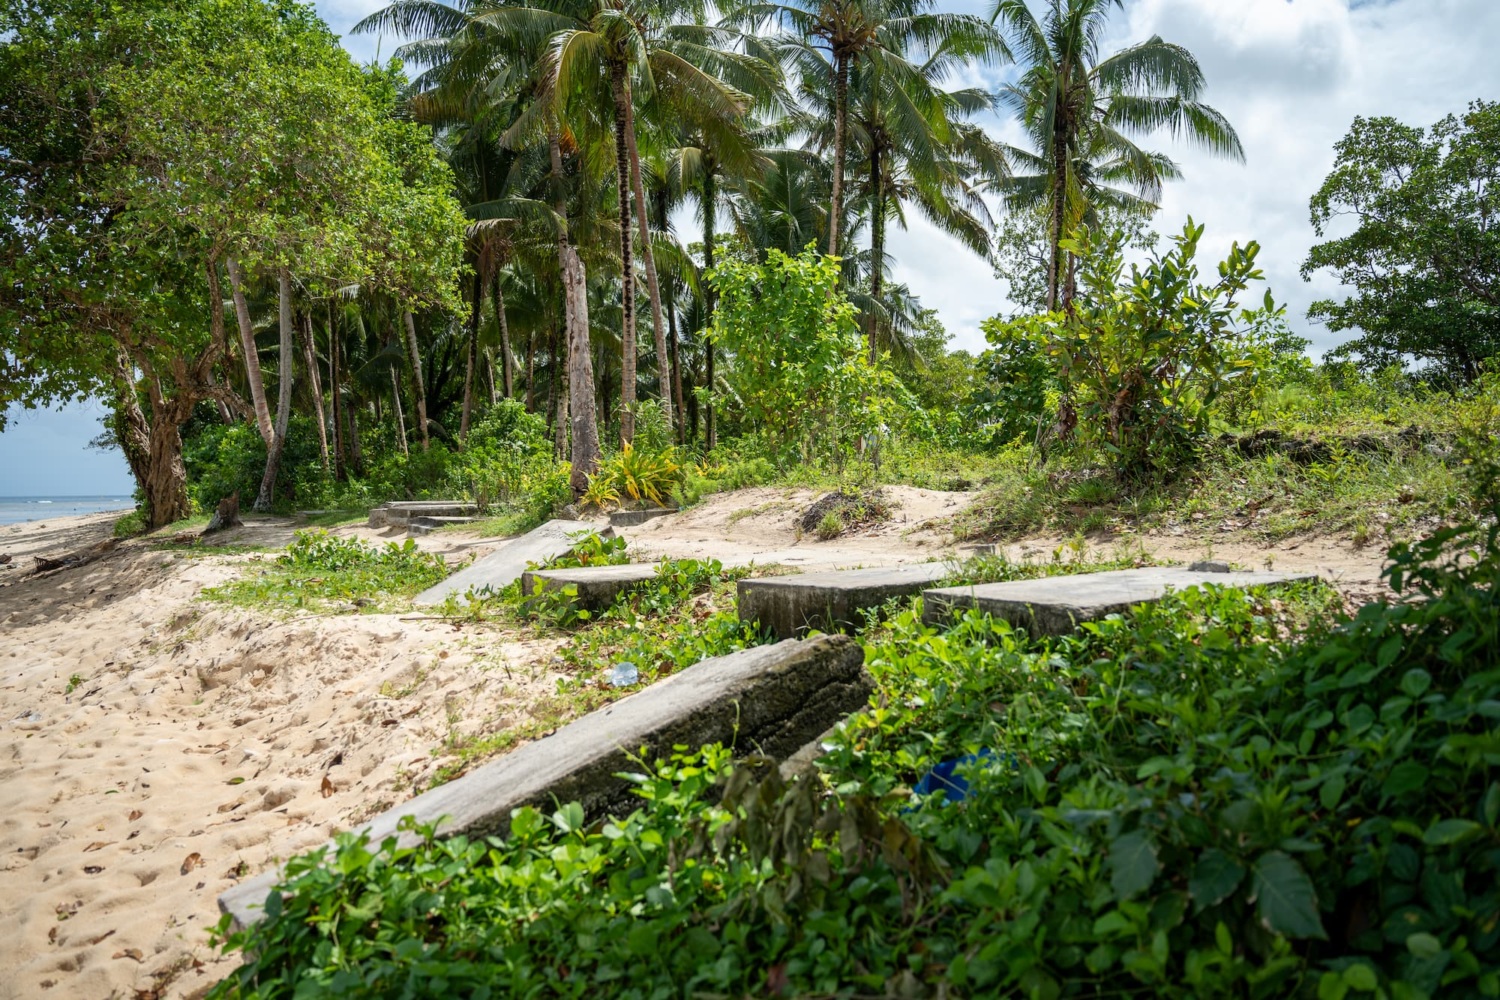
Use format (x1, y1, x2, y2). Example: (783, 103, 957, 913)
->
(211, 521, 1499, 998)
(203, 531, 451, 614)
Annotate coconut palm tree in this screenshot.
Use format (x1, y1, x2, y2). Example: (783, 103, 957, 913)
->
(991, 0, 1243, 310)
(729, 0, 1004, 263)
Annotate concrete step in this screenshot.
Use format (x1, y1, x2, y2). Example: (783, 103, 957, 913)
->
(608, 507, 676, 528)
(738, 562, 955, 640)
(219, 634, 871, 930)
(413, 519, 609, 606)
(922, 566, 1319, 635)
(521, 563, 661, 610)
(368, 501, 478, 528)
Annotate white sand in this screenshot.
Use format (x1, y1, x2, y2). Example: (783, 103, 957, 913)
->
(0, 514, 560, 999)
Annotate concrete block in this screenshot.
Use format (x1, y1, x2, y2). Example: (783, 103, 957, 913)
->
(520, 563, 661, 610)
(413, 519, 606, 606)
(219, 635, 871, 929)
(922, 566, 1318, 634)
(738, 563, 954, 640)
(609, 507, 676, 527)
(369, 501, 478, 529)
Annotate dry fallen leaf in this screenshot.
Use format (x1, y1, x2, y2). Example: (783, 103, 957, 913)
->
(112, 948, 144, 962)
(180, 852, 202, 876)
(48, 927, 57, 944)
(83, 841, 111, 853)
(320, 775, 335, 798)
(128, 810, 142, 822)
(89, 929, 116, 946)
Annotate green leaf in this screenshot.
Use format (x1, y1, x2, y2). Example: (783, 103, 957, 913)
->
(1406, 932, 1443, 959)
(1189, 848, 1245, 912)
(1342, 963, 1378, 990)
(1423, 819, 1481, 846)
(1109, 831, 1160, 901)
(1251, 850, 1327, 940)
(1399, 668, 1432, 698)
(1376, 634, 1403, 670)
(1320, 773, 1347, 811)
(1383, 761, 1429, 798)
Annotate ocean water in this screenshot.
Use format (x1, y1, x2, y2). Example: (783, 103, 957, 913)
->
(0, 496, 137, 526)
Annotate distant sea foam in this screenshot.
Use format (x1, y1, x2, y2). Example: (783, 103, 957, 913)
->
(0, 496, 136, 526)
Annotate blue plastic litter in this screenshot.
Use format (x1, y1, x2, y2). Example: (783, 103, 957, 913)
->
(912, 749, 1016, 802)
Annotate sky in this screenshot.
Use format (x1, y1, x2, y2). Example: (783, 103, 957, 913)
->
(2, 0, 1497, 496)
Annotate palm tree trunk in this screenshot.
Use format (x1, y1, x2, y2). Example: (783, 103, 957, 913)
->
(624, 111, 672, 431)
(1049, 119, 1068, 312)
(330, 303, 345, 481)
(254, 267, 294, 511)
(403, 310, 430, 451)
(390, 359, 409, 458)
(829, 51, 850, 258)
(703, 165, 717, 450)
(492, 270, 514, 398)
(666, 279, 685, 444)
(563, 247, 601, 495)
(609, 63, 637, 443)
(226, 256, 274, 446)
(301, 310, 328, 472)
(526, 326, 536, 412)
(461, 270, 482, 441)
(869, 141, 884, 364)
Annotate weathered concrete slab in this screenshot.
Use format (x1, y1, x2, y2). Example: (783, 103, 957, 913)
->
(521, 562, 661, 610)
(739, 562, 954, 640)
(368, 501, 477, 528)
(219, 634, 871, 929)
(413, 519, 606, 605)
(922, 566, 1319, 634)
(609, 507, 676, 527)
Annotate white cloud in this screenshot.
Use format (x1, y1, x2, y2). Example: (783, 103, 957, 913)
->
(892, 0, 1500, 356)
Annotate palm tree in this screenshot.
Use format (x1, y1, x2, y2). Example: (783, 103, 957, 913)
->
(800, 36, 1008, 359)
(730, 0, 1003, 262)
(991, 0, 1243, 310)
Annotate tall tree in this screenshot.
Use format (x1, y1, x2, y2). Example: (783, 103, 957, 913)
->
(991, 0, 1242, 310)
(1303, 103, 1500, 386)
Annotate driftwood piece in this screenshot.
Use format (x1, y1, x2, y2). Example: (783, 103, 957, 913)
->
(202, 494, 243, 536)
(31, 538, 119, 575)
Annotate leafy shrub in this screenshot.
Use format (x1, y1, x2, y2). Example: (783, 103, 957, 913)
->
(203, 530, 450, 612)
(1000, 220, 1281, 478)
(587, 441, 679, 508)
(708, 245, 917, 468)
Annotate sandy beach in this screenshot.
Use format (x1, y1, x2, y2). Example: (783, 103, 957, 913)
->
(0, 513, 564, 999)
(0, 498, 1394, 999)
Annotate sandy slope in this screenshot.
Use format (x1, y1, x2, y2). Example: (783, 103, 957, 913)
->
(0, 494, 1397, 998)
(0, 517, 561, 1000)
(617, 484, 1394, 604)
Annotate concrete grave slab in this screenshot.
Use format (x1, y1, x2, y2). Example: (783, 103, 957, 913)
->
(608, 507, 676, 527)
(413, 519, 606, 606)
(738, 562, 954, 640)
(368, 501, 477, 528)
(520, 563, 661, 610)
(922, 566, 1319, 634)
(219, 634, 871, 929)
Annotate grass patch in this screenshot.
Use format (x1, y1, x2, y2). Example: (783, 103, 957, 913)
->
(202, 530, 451, 614)
(955, 438, 1463, 543)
